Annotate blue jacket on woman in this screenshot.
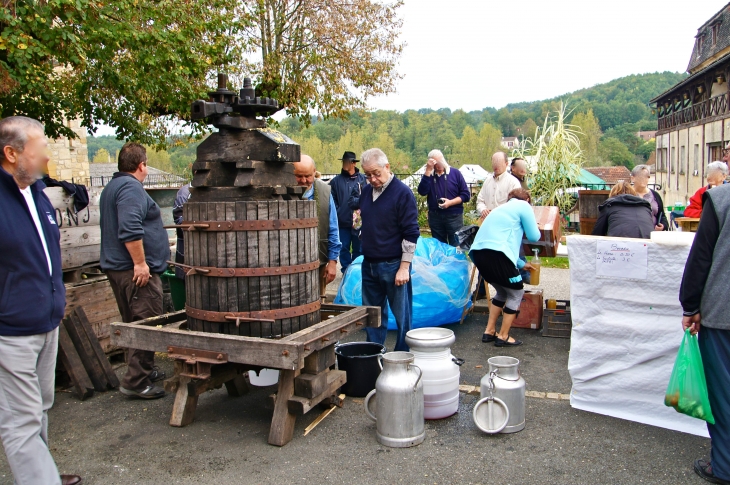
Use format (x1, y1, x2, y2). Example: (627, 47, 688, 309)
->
(0, 167, 65, 336)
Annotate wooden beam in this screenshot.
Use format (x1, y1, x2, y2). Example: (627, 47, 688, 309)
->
(268, 369, 298, 446)
(57, 324, 94, 400)
(73, 307, 120, 389)
(62, 316, 108, 392)
(111, 322, 302, 369)
(287, 370, 346, 414)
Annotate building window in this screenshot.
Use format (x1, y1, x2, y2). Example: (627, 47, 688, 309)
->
(694, 144, 700, 173)
(671, 147, 676, 174)
(680, 146, 686, 174)
(713, 25, 719, 46)
(661, 148, 668, 172)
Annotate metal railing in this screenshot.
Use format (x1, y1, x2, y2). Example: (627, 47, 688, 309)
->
(90, 173, 190, 188)
(658, 93, 730, 130)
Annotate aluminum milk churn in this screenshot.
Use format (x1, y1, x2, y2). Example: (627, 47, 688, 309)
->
(480, 356, 526, 433)
(364, 352, 425, 447)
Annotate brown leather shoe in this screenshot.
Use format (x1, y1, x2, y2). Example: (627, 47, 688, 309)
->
(61, 474, 83, 485)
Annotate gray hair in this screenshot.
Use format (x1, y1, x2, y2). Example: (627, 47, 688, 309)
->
(707, 161, 728, 177)
(361, 148, 388, 168)
(428, 149, 446, 163)
(631, 164, 651, 177)
(0, 116, 44, 161)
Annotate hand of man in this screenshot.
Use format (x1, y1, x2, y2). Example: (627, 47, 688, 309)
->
(682, 313, 701, 335)
(132, 262, 151, 287)
(438, 198, 451, 209)
(655, 223, 664, 231)
(325, 260, 337, 284)
(480, 209, 490, 220)
(395, 264, 410, 286)
(425, 158, 436, 176)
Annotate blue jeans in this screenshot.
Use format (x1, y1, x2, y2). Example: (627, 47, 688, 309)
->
(339, 227, 362, 273)
(362, 259, 412, 352)
(428, 210, 463, 246)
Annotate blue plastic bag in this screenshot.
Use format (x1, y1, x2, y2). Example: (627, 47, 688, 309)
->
(334, 238, 472, 329)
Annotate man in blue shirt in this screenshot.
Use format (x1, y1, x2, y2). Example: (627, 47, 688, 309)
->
(417, 149, 471, 246)
(330, 151, 367, 273)
(293, 155, 341, 297)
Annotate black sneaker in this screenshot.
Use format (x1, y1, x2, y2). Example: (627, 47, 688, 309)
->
(482, 333, 496, 343)
(120, 385, 166, 400)
(150, 367, 166, 382)
(695, 459, 730, 484)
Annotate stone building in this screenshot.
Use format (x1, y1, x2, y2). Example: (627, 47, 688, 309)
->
(650, 2, 730, 207)
(46, 118, 91, 185)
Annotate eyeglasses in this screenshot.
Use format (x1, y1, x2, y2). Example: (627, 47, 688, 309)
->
(723, 149, 730, 156)
(364, 171, 382, 179)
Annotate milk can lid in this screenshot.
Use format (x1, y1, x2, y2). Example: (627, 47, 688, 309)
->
(472, 396, 509, 434)
(405, 327, 455, 349)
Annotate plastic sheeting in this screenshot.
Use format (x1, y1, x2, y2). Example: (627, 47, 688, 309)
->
(334, 238, 472, 329)
(567, 233, 708, 437)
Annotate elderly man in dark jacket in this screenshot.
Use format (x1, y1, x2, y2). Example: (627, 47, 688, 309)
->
(591, 181, 654, 239)
(329, 151, 367, 273)
(0, 116, 82, 485)
(349, 148, 420, 352)
(680, 182, 730, 484)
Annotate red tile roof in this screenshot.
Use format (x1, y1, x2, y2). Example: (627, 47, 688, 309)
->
(584, 166, 632, 184)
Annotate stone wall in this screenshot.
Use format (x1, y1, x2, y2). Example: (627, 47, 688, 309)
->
(47, 119, 90, 184)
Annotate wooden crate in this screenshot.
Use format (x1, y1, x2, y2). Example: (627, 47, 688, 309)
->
(64, 277, 121, 353)
(578, 190, 610, 236)
(512, 289, 543, 330)
(523, 206, 561, 257)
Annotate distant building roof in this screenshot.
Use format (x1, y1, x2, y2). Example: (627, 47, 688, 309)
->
(687, 2, 730, 74)
(584, 166, 632, 184)
(501, 137, 518, 142)
(636, 131, 657, 141)
(89, 163, 187, 187)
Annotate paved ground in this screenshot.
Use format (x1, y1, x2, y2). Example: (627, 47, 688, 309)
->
(0, 268, 712, 484)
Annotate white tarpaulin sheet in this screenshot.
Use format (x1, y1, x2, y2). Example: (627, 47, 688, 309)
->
(567, 233, 709, 437)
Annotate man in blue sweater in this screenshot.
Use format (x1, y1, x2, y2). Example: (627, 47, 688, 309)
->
(0, 116, 82, 485)
(330, 151, 367, 273)
(417, 149, 470, 246)
(100, 143, 169, 400)
(349, 148, 420, 351)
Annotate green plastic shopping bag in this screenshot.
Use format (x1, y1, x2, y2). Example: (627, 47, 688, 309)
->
(664, 329, 715, 424)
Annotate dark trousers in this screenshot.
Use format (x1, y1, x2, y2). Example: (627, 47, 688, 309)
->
(339, 227, 362, 273)
(106, 270, 163, 391)
(428, 210, 463, 247)
(700, 326, 730, 480)
(362, 259, 412, 352)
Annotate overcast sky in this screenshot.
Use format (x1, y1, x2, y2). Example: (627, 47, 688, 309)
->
(368, 0, 726, 112)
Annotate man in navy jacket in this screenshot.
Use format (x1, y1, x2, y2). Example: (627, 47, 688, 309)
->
(349, 148, 420, 351)
(417, 149, 470, 246)
(0, 116, 82, 485)
(329, 151, 367, 273)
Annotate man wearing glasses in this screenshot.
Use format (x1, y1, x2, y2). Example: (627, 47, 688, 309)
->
(349, 148, 420, 352)
(100, 143, 168, 399)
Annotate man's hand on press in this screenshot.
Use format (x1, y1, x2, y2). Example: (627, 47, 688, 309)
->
(682, 313, 701, 335)
(132, 262, 151, 287)
(325, 260, 337, 284)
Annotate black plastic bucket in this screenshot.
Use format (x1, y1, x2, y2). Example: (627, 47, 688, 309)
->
(335, 342, 386, 397)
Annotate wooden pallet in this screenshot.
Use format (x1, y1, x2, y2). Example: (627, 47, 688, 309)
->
(110, 303, 380, 446)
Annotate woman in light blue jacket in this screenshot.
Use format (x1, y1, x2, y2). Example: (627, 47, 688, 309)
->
(470, 189, 541, 347)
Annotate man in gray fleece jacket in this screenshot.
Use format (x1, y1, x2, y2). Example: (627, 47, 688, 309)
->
(680, 183, 730, 484)
(100, 143, 169, 399)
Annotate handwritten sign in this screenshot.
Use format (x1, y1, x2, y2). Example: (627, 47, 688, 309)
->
(595, 240, 648, 280)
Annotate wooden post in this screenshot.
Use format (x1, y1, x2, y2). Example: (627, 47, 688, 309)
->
(170, 375, 198, 427)
(268, 369, 298, 446)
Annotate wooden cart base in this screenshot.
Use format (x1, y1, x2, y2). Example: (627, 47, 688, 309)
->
(110, 304, 379, 446)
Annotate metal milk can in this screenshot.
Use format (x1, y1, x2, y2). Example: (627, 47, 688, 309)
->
(364, 351, 425, 447)
(480, 356, 526, 433)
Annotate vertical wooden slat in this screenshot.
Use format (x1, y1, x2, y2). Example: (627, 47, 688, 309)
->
(247, 202, 261, 337)
(279, 201, 291, 337)
(257, 201, 270, 338)
(268, 200, 281, 337)
(236, 201, 249, 336)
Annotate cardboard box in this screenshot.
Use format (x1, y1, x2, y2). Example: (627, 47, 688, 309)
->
(523, 206, 561, 257)
(512, 289, 543, 330)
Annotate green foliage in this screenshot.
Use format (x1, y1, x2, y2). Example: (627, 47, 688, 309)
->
(92, 148, 111, 164)
(514, 103, 584, 212)
(599, 137, 636, 169)
(0, 0, 243, 145)
(571, 109, 602, 166)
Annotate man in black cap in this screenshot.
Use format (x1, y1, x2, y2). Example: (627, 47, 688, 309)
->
(330, 151, 367, 273)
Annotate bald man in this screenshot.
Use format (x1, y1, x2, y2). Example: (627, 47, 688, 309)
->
(477, 152, 521, 219)
(293, 155, 341, 297)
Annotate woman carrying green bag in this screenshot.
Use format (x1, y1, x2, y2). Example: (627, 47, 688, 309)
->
(680, 183, 730, 485)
